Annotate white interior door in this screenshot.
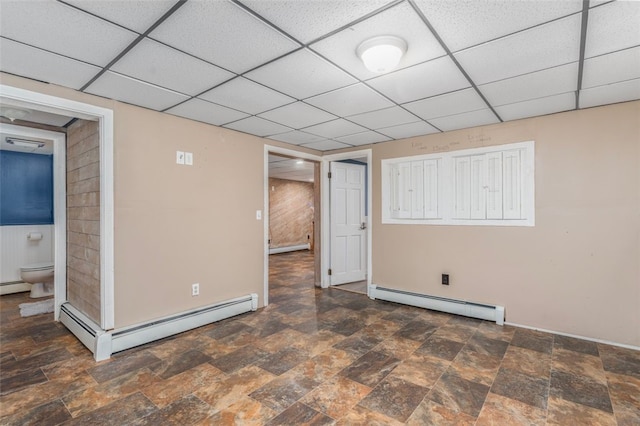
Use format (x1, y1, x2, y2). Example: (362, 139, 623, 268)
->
(330, 161, 366, 285)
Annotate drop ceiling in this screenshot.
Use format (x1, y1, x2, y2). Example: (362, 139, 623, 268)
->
(1, 0, 638, 152)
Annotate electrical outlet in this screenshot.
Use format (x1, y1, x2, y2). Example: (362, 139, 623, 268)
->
(191, 283, 199, 296)
(442, 274, 449, 285)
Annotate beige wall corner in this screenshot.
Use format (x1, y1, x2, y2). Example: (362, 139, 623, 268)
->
(372, 101, 640, 347)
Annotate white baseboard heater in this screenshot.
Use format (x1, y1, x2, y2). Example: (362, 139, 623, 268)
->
(369, 284, 504, 325)
(60, 294, 258, 361)
(269, 243, 310, 255)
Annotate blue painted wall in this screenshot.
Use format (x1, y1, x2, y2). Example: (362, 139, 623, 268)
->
(0, 151, 54, 225)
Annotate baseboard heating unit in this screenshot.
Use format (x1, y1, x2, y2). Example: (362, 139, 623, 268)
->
(60, 294, 258, 361)
(269, 243, 310, 255)
(369, 285, 504, 325)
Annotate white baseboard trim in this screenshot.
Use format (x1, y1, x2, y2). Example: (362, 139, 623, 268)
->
(505, 322, 640, 351)
(269, 244, 310, 255)
(59, 293, 258, 361)
(0, 281, 31, 295)
(369, 284, 504, 325)
(59, 302, 111, 361)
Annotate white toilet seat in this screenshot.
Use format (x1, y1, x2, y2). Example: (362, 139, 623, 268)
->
(21, 262, 54, 272)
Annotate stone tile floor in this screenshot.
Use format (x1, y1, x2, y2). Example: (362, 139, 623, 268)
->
(0, 251, 639, 424)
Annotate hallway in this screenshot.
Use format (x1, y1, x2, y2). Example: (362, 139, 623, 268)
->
(0, 251, 637, 424)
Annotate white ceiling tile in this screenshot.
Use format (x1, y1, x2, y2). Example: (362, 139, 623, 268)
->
(311, 2, 446, 80)
(428, 109, 500, 132)
(582, 46, 640, 89)
(305, 84, 393, 117)
(585, 1, 640, 58)
(268, 130, 326, 145)
(415, 0, 582, 52)
(0, 0, 137, 67)
(239, 0, 391, 44)
(223, 116, 292, 137)
(479, 62, 579, 106)
(199, 77, 295, 115)
(454, 14, 582, 85)
(111, 38, 234, 96)
(64, 0, 176, 33)
(403, 88, 487, 120)
(579, 78, 640, 109)
(166, 98, 249, 126)
(347, 106, 419, 129)
(367, 56, 470, 104)
(300, 140, 353, 151)
(85, 71, 189, 111)
(377, 121, 439, 139)
(336, 131, 391, 146)
(245, 49, 356, 99)
(0, 38, 100, 90)
(495, 92, 576, 121)
(302, 119, 368, 138)
(258, 102, 337, 129)
(150, 0, 299, 74)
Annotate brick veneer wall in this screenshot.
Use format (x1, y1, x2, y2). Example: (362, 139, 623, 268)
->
(269, 178, 314, 249)
(66, 119, 100, 323)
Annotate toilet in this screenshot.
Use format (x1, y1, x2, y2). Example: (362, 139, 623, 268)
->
(20, 262, 54, 298)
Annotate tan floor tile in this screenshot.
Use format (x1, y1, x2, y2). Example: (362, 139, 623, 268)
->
(193, 365, 275, 412)
(475, 392, 546, 425)
(406, 399, 476, 426)
(198, 395, 276, 425)
(142, 362, 223, 408)
(389, 352, 449, 388)
(552, 347, 607, 385)
(606, 371, 640, 425)
(372, 335, 422, 360)
(63, 368, 161, 417)
(501, 345, 551, 378)
(336, 404, 404, 425)
(449, 347, 501, 386)
(288, 347, 358, 382)
(546, 395, 617, 425)
(302, 375, 371, 418)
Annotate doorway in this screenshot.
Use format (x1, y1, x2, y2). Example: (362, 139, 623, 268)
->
(1, 83, 114, 330)
(322, 149, 372, 295)
(265, 151, 320, 304)
(0, 123, 65, 314)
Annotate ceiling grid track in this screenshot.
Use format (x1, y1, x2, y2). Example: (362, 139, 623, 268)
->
(78, 0, 188, 92)
(575, 0, 591, 110)
(406, 0, 503, 123)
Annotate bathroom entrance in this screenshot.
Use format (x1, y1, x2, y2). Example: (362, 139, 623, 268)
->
(0, 122, 65, 316)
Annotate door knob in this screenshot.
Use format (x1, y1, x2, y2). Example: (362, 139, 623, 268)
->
(360, 222, 367, 230)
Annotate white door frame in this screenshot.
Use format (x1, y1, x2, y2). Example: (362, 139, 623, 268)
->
(0, 84, 115, 329)
(263, 145, 322, 306)
(322, 149, 372, 290)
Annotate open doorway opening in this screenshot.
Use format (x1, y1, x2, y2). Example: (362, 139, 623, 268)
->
(266, 152, 321, 303)
(1, 84, 115, 340)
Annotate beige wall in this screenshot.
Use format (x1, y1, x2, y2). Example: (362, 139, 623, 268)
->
(268, 178, 314, 249)
(371, 101, 640, 347)
(1, 73, 320, 329)
(67, 119, 101, 323)
(2, 72, 638, 346)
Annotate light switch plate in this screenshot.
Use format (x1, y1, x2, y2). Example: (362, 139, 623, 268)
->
(185, 152, 193, 165)
(256, 210, 262, 220)
(176, 151, 185, 165)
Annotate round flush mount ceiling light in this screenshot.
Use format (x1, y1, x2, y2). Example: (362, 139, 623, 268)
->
(356, 35, 407, 74)
(0, 107, 30, 122)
